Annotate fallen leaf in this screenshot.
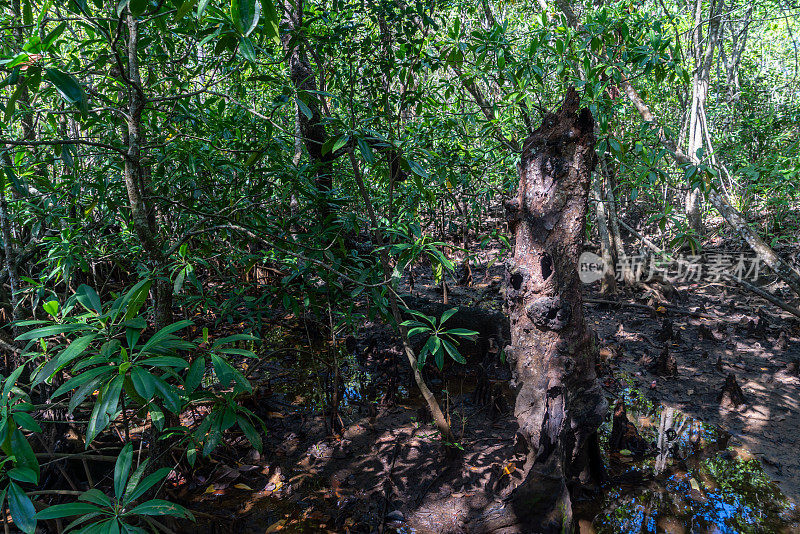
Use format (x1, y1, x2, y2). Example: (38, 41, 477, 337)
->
(233, 483, 253, 490)
(265, 519, 286, 533)
(502, 462, 516, 475)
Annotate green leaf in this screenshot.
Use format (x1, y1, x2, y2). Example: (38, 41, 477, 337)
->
(121, 279, 152, 321)
(139, 356, 189, 369)
(15, 323, 88, 341)
(139, 320, 193, 354)
(441, 338, 466, 364)
(123, 460, 150, 501)
(86, 375, 124, 444)
(75, 284, 103, 315)
(33, 334, 98, 387)
(53, 365, 112, 399)
(42, 22, 67, 51)
(406, 159, 427, 178)
(439, 307, 459, 326)
(126, 499, 191, 518)
(8, 482, 36, 534)
(184, 357, 205, 393)
(238, 36, 256, 62)
(151, 376, 181, 413)
(2, 365, 25, 400)
(7, 466, 38, 484)
(197, 0, 211, 17)
(130, 367, 156, 400)
(43, 300, 59, 317)
(79, 488, 114, 508)
(262, 0, 279, 43)
(11, 412, 42, 433)
(123, 468, 171, 505)
(114, 443, 133, 499)
(296, 98, 313, 120)
(175, 0, 197, 20)
(36, 502, 103, 520)
(45, 68, 87, 118)
(443, 328, 478, 340)
(357, 137, 375, 163)
(232, 0, 261, 37)
(237, 416, 262, 451)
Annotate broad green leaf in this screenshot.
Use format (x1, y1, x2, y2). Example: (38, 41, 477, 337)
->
(79, 488, 114, 508)
(11, 412, 42, 433)
(121, 279, 152, 321)
(42, 300, 59, 317)
(45, 68, 87, 118)
(7, 466, 38, 484)
(123, 468, 171, 504)
(53, 365, 111, 399)
(357, 137, 375, 163)
(36, 502, 103, 519)
(75, 284, 103, 315)
(262, 0, 279, 43)
(439, 307, 459, 326)
(126, 499, 191, 518)
(33, 334, 98, 387)
(130, 367, 156, 400)
(441, 338, 466, 364)
(232, 0, 261, 37)
(8, 482, 36, 534)
(139, 320, 193, 354)
(237, 416, 262, 451)
(184, 357, 205, 393)
(197, 0, 211, 17)
(15, 323, 88, 341)
(114, 442, 133, 499)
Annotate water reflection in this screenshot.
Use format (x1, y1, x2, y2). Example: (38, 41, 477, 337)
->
(584, 390, 799, 533)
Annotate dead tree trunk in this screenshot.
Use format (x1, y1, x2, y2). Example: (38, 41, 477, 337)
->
(472, 89, 606, 533)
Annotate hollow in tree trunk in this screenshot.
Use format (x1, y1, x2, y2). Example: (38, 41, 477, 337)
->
(472, 89, 606, 533)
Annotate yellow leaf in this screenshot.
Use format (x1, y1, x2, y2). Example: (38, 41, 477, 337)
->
(265, 520, 286, 533)
(234, 483, 253, 490)
(690, 477, 701, 491)
(502, 462, 515, 475)
(656, 306, 666, 313)
(203, 485, 217, 494)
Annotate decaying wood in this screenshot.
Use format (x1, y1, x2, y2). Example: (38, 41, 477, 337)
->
(470, 89, 605, 533)
(719, 373, 747, 408)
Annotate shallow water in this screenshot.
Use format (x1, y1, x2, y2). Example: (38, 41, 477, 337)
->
(579, 386, 800, 533)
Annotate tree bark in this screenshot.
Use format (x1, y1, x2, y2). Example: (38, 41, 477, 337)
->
(471, 88, 605, 533)
(592, 175, 616, 294)
(122, 13, 172, 330)
(281, 0, 335, 218)
(685, 0, 723, 235)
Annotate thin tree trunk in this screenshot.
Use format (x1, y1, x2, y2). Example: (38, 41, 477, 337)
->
(281, 0, 335, 218)
(471, 89, 605, 533)
(621, 79, 800, 298)
(601, 155, 632, 284)
(685, 0, 723, 236)
(592, 176, 617, 294)
(122, 13, 171, 330)
(347, 150, 453, 442)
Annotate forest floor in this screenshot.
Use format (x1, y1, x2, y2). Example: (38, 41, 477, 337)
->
(172, 243, 800, 534)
